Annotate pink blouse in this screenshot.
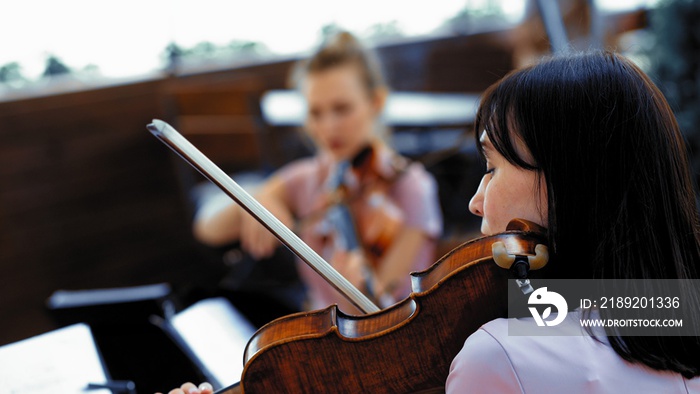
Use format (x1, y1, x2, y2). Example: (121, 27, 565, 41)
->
(446, 310, 700, 393)
(277, 146, 443, 314)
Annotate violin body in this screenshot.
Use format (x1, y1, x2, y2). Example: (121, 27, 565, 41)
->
(348, 187, 403, 269)
(225, 220, 546, 393)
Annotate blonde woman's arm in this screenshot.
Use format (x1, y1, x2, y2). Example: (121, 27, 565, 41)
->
(192, 175, 294, 259)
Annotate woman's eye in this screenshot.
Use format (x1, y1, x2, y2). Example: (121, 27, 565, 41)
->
(309, 109, 321, 120)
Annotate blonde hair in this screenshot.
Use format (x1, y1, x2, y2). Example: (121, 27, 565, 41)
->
(289, 31, 387, 95)
(290, 31, 391, 143)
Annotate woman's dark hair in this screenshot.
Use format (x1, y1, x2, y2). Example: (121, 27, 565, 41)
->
(475, 50, 700, 378)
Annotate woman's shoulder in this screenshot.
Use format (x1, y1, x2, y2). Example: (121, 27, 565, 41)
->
(273, 154, 334, 192)
(275, 154, 325, 178)
(446, 324, 524, 393)
(380, 150, 436, 193)
(447, 313, 697, 393)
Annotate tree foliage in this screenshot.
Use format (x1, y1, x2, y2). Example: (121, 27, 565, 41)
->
(0, 62, 25, 83)
(42, 55, 71, 77)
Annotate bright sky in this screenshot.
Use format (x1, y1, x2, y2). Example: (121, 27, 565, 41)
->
(1, 0, 654, 81)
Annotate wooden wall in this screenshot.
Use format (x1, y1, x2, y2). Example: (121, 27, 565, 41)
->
(0, 30, 515, 347)
(0, 80, 214, 345)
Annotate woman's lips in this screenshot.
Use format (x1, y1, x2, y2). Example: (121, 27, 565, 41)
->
(328, 139, 344, 151)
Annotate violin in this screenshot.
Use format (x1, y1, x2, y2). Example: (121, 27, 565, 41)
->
(319, 143, 405, 303)
(148, 120, 549, 394)
(341, 143, 405, 268)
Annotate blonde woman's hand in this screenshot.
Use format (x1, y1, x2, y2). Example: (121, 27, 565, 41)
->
(332, 250, 372, 292)
(239, 207, 279, 259)
(239, 176, 293, 260)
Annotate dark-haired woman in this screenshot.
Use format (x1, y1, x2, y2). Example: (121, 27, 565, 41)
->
(446, 50, 700, 393)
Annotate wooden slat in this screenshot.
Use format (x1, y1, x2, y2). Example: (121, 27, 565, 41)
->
(0, 79, 219, 347)
(176, 115, 257, 135)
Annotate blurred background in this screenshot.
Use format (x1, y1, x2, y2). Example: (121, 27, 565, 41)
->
(0, 0, 698, 391)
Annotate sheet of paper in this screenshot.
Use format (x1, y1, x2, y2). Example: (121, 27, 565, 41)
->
(170, 297, 256, 389)
(0, 323, 110, 394)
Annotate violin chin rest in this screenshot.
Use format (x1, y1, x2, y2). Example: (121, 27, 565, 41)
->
(528, 244, 549, 270)
(506, 218, 547, 234)
(492, 241, 515, 268)
(491, 242, 549, 271)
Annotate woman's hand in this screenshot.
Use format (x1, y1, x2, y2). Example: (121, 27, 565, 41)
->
(237, 175, 294, 260)
(192, 174, 293, 257)
(239, 199, 280, 259)
(155, 381, 213, 394)
(331, 250, 372, 293)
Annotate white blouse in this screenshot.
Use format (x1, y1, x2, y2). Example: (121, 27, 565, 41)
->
(446, 310, 700, 393)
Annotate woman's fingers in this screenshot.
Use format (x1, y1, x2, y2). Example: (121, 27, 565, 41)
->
(332, 250, 367, 289)
(241, 214, 276, 259)
(164, 382, 213, 394)
(167, 381, 194, 394)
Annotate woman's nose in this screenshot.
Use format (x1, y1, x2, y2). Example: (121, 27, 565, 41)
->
(317, 112, 341, 132)
(469, 178, 485, 217)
